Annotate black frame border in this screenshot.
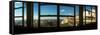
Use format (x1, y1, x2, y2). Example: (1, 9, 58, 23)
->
(9, 1, 98, 34)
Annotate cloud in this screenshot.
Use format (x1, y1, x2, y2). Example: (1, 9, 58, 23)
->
(60, 9, 65, 12)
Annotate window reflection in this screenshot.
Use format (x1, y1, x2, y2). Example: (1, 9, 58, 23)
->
(15, 8, 22, 16)
(15, 2, 22, 8)
(33, 3, 38, 28)
(14, 2, 24, 27)
(60, 6, 74, 16)
(60, 17, 74, 27)
(15, 18, 22, 26)
(83, 6, 96, 25)
(24, 3, 27, 27)
(40, 17, 57, 27)
(13, 2, 97, 28)
(60, 5, 75, 27)
(91, 7, 96, 22)
(40, 5, 57, 15)
(85, 6, 92, 24)
(75, 6, 79, 26)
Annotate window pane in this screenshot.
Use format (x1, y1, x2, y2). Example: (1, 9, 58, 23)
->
(14, 2, 23, 16)
(60, 6, 74, 16)
(15, 18, 22, 26)
(15, 2, 22, 8)
(40, 5, 57, 15)
(40, 17, 57, 27)
(83, 6, 86, 25)
(85, 6, 92, 24)
(60, 17, 74, 27)
(33, 3, 38, 28)
(15, 8, 22, 16)
(91, 7, 96, 22)
(75, 6, 79, 26)
(24, 3, 27, 27)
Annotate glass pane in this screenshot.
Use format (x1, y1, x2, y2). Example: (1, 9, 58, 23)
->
(15, 18, 22, 26)
(75, 6, 79, 26)
(85, 6, 92, 24)
(40, 17, 57, 27)
(60, 6, 74, 16)
(33, 3, 38, 28)
(15, 2, 22, 8)
(15, 8, 22, 16)
(83, 6, 86, 25)
(40, 5, 57, 15)
(24, 3, 27, 27)
(14, 2, 23, 16)
(60, 17, 74, 27)
(91, 7, 96, 22)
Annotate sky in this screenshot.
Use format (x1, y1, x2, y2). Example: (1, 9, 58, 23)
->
(15, 2, 94, 20)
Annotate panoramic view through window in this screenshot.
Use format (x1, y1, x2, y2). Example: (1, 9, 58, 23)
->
(40, 4, 57, 27)
(10, 1, 97, 34)
(59, 5, 75, 27)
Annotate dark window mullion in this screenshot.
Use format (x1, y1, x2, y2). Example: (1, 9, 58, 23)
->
(91, 6, 92, 23)
(40, 15, 57, 17)
(85, 6, 86, 25)
(79, 5, 83, 26)
(95, 6, 97, 28)
(38, 2, 40, 28)
(57, 4, 60, 28)
(14, 7, 23, 9)
(22, 2, 24, 27)
(59, 15, 74, 17)
(26, 2, 33, 28)
(15, 16, 22, 18)
(74, 5, 76, 27)
(40, 3, 56, 5)
(95, 6, 97, 24)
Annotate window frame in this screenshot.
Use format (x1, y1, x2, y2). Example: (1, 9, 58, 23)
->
(10, 1, 97, 34)
(39, 3, 58, 28)
(14, 2, 25, 27)
(59, 5, 76, 27)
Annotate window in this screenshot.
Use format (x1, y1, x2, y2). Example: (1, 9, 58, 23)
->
(83, 6, 86, 25)
(15, 8, 22, 16)
(14, 2, 25, 26)
(24, 3, 27, 27)
(33, 3, 38, 28)
(40, 4, 57, 27)
(40, 17, 57, 27)
(15, 18, 22, 26)
(91, 7, 96, 22)
(83, 6, 97, 25)
(15, 2, 22, 16)
(60, 17, 74, 27)
(60, 6, 74, 16)
(75, 6, 79, 26)
(84, 6, 92, 25)
(11, 2, 97, 33)
(15, 2, 22, 8)
(59, 5, 75, 27)
(40, 5, 57, 15)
